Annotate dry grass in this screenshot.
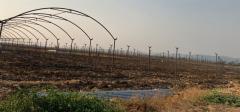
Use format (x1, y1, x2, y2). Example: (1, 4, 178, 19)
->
(223, 81, 240, 95)
(116, 85, 240, 112)
(114, 87, 207, 112)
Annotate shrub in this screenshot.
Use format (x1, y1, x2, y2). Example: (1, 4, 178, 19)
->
(0, 88, 124, 112)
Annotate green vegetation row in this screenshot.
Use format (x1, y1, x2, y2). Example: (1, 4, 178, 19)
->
(0, 88, 124, 112)
(203, 90, 240, 107)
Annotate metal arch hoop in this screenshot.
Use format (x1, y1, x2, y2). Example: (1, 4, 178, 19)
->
(9, 19, 56, 40)
(13, 16, 75, 52)
(1, 7, 117, 64)
(5, 24, 39, 43)
(2, 30, 23, 45)
(1, 34, 13, 42)
(5, 27, 32, 45)
(4, 22, 50, 47)
(1, 33, 18, 45)
(3, 28, 26, 42)
(21, 13, 94, 55)
(8, 19, 60, 48)
(2, 30, 19, 40)
(5, 7, 116, 40)
(22, 13, 92, 40)
(14, 17, 73, 40)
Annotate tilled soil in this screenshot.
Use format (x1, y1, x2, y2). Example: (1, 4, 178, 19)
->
(0, 47, 239, 99)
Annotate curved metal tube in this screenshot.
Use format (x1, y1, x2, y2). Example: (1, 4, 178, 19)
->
(5, 27, 32, 45)
(6, 24, 39, 43)
(20, 13, 94, 54)
(2, 33, 16, 44)
(3, 29, 23, 45)
(4, 22, 50, 46)
(22, 13, 92, 40)
(12, 16, 75, 51)
(9, 19, 57, 40)
(5, 7, 116, 40)
(3, 28, 26, 42)
(1, 34, 12, 40)
(2, 30, 19, 39)
(13, 17, 73, 50)
(8, 19, 60, 48)
(3, 7, 116, 57)
(13, 17, 73, 40)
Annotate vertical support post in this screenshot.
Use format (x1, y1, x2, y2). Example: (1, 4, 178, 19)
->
(108, 44, 112, 55)
(50, 42, 53, 48)
(148, 46, 151, 71)
(112, 38, 117, 65)
(215, 53, 218, 64)
(0, 21, 3, 40)
(17, 39, 19, 46)
(84, 44, 87, 56)
(189, 52, 191, 62)
(73, 43, 76, 51)
(88, 38, 93, 57)
(22, 38, 25, 46)
(36, 39, 39, 47)
(70, 39, 74, 54)
(215, 53, 218, 76)
(126, 45, 130, 57)
(45, 39, 48, 52)
(65, 43, 68, 50)
(120, 48, 123, 56)
(94, 44, 99, 70)
(28, 39, 31, 46)
(57, 39, 60, 50)
(196, 55, 199, 63)
(11, 39, 14, 46)
(167, 50, 170, 61)
(133, 49, 136, 56)
(95, 44, 98, 56)
(175, 47, 179, 75)
(0, 21, 5, 53)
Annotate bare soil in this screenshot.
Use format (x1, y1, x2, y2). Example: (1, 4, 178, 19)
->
(0, 45, 239, 99)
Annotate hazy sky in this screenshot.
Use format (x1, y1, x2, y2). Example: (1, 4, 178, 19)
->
(0, 0, 240, 57)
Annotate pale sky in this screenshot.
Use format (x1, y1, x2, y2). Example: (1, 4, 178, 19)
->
(0, 0, 240, 58)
